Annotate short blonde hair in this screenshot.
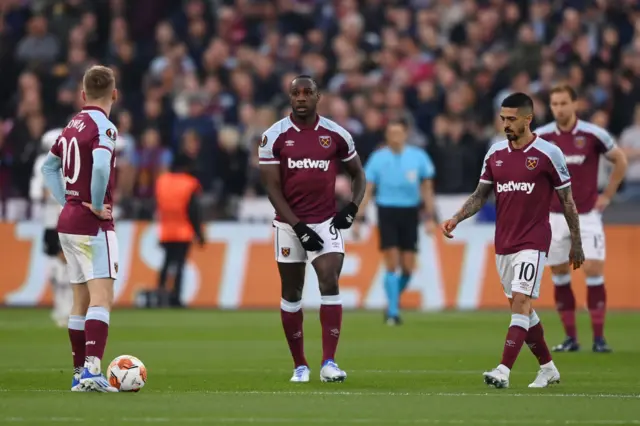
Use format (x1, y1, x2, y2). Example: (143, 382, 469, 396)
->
(83, 65, 115, 100)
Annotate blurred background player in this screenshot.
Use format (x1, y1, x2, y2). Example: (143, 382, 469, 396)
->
(441, 93, 584, 389)
(537, 85, 628, 353)
(32, 128, 71, 327)
(353, 118, 437, 326)
(155, 154, 205, 308)
(48, 249, 72, 327)
(259, 76, 365, 383)
(41, 65, 119, 393)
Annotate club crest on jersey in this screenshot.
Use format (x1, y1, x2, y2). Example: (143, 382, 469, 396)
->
(281, 247, 291, 258)
(106, 128, 117, 141)
(114, 262, 119, 273)
(319, 136, 332, 149)
(260, 135, 267, 147)
(526, 156, 539, 170)
(574, 136, 586, 149)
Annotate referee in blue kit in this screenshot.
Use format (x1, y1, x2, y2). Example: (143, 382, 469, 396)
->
(353, 118, 437, 326)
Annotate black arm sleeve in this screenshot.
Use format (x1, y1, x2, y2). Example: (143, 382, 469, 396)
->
(187, 192, 204, 242)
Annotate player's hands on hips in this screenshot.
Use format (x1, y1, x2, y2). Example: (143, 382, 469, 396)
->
(332, 202, 358, 229)
(425, 218, 438, 235)
(595, 194, 611, 212)
(82, 202, 112, 220)
(440, 218, 458, 239)
(569, 242, 585, 270)
(293, 222, 324, 251)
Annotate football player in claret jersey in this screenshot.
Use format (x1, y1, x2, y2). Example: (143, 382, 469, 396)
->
(441, 93, 585, 389)
(259, 76, 366, 383)
(537, 85, 628, 353)
(41, 65, 120, 392)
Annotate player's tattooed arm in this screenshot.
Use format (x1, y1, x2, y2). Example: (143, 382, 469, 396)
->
(557, 185, 585, 269)
(556, 186, 582, 245)
(453, 182, 493, 223)
(259, 164, 300, 226)
(343, 154, 366, 206)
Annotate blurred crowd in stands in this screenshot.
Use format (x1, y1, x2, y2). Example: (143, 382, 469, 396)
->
(1, 0, 640, 221)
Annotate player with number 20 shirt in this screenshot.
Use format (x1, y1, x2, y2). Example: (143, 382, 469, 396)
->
(42, 65, 120, 393)
(441, 93, 584, 389)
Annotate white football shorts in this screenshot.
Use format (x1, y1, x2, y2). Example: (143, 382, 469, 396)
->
(548, 210, 605, 266)
(495, 250, 546, 299)
(273, 218, 344, 263)
(58, 229, 119, 284)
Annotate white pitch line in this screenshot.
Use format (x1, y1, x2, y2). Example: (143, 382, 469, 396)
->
(2, 418, 639, 425)
(0, 389, 638, 399)
(2, 367, 601, 376)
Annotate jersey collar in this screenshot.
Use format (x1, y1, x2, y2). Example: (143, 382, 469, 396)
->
(289, 113, 320, 131)
(82, 105, 108, 117)
(555, 118, 579, 135)
(508, 133, 537, 152)
(388, 145, 406, 155)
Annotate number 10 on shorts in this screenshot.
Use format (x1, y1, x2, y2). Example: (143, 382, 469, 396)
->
(517, 262, 536, 282)
(496, 250, 546, 299)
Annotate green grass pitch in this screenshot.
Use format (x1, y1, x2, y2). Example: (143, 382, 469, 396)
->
(0, 309, 639, 425)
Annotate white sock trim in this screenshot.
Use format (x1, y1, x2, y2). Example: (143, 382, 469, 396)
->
(84, 356, 102, 375)
(552, 274, 571, 286)
(497, 364, 511, 375)
(86, 306, 110, 325)
(586, 276, 604, 286)
(510, 313, 530, 330)
(280, 299, 302, 313)
(68, 315, 86, 331)
(529, 310, 540, 328)
(320, 295, 342, 305)
(541, 360, 556, 370)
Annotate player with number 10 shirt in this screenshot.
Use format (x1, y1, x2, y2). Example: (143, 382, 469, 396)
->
(41, 65, 120, 393)
(441, 93, 585, 389)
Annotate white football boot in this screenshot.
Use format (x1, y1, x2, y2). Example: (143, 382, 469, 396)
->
(320, 360, 347, 383)
(483, 365, 510, 388)
(528, 362, 561, 388)
(71, 374, 85, 392)
(79, 367, 119, 392)
(290, 366, 311, 383)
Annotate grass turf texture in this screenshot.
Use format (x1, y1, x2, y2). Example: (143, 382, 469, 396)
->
(0, 309, 638, 425)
